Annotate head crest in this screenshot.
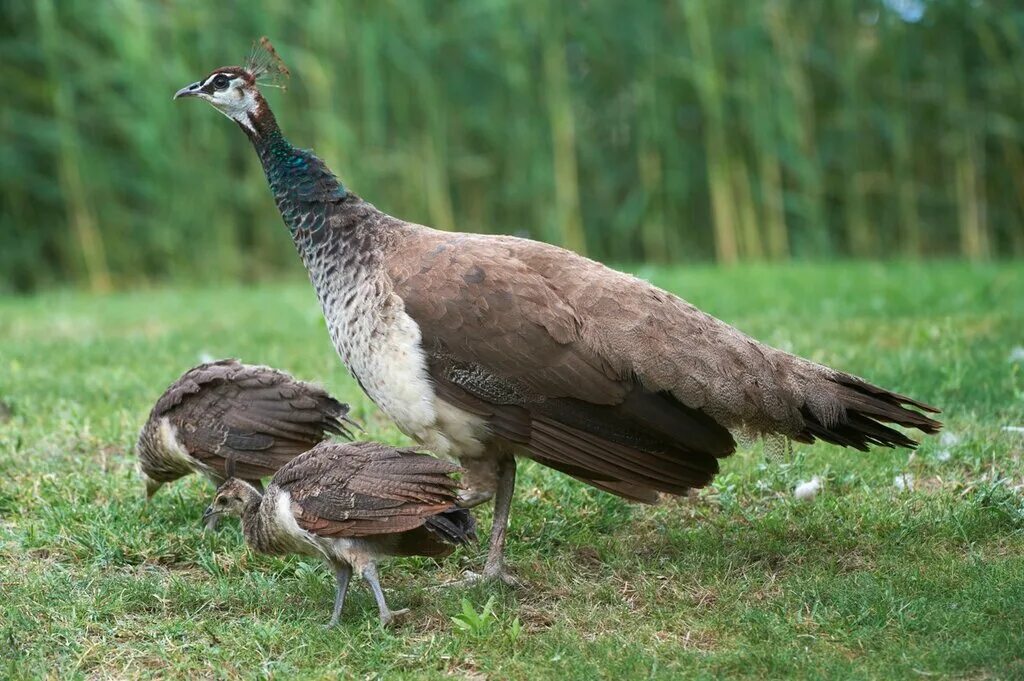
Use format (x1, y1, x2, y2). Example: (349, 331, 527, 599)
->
(225, 453, 237, 480)
(246, 36, 290, 89)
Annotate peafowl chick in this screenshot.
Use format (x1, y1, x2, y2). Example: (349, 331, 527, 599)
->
(202, 441, 475, 626)
(136, 359, 356, 509)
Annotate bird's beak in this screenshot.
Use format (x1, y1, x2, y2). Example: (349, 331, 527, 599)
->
(202, 506, 221, 531)
(174, 82, 202, 100)
(144, 476, 163, 500)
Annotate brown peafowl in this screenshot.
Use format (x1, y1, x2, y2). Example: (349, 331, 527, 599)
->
(137, 359, 356, 514)
(202, 441, 475, 626)
(175, 39, 942, 583)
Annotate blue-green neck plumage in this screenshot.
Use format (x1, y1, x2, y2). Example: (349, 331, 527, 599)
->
(242, 95, 349, 255)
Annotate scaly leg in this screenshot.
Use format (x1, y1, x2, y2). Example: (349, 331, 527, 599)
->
(481, 455, 518, 585)
(458, 456, 498, 509)
(457, 490, 494, 509)
(328, 561, 352, 627)
(362, 563, 409, 627)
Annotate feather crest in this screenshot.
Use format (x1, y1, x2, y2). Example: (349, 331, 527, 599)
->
(246, 36, 290, 89)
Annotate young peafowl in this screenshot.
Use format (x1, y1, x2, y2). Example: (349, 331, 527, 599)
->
(202, 441, 475, 627)
(176, 39, 941, 584)
(137, 359, 356, 510)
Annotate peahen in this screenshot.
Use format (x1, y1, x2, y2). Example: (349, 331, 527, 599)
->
(175, 39, 941, 583)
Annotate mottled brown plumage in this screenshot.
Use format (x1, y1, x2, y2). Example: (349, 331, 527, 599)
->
(137, 359, 355, 498)
(385, 232, 940, 579)
(203, 441, 475, 626)
(388, 232, 941, 477)
(177, 50, 942, 583)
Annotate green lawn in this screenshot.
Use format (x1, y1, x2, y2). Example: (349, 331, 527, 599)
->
(1, 262, 1022, 679)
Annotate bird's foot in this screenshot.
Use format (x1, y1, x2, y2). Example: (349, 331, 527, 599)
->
(443, 565, 521, 589)
(482, 563, 522, 588)
(379, 607, 410, 628)
(457, 490, 494, 509)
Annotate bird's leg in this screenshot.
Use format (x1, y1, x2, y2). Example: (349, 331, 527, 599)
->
(457, 457, 497, 509)
(481, 454, 518, 585)
(328, 561, 352, 628)
(362, 562, 409, 627)
(457, 490, 494, 509)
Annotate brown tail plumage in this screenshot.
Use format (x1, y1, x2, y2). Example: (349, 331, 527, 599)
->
(794, 372, 942, 451)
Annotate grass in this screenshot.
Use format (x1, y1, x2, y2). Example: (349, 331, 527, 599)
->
(0, 261, 1022, 679)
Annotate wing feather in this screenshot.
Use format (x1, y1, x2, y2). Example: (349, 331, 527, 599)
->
(153, 359, 354, 480)
(273, 442, 463, 538)
(387, 238, 734, 495)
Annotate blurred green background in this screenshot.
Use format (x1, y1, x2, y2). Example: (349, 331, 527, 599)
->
(3, 0, 1023, 293)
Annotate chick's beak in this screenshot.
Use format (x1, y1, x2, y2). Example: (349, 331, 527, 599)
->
(202, 505, 221, 531)
(174, 82, 202, 100)
(144, 476, 163, 500)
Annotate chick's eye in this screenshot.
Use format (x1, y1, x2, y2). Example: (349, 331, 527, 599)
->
(212, 74, 230, 90)
(216, 497, 226, 506)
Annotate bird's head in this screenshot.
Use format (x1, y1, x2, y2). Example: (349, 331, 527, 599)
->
(135, 440, 166, 499)
(174, 67, 259, 121)
(174, 37, 289, 137)
(202, 477, 261, 530)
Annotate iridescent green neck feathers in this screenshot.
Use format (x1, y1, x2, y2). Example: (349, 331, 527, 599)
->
(245, 96, 348, 239)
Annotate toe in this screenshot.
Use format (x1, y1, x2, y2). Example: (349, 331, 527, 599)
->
(380, 609, 411, 627)
(482, 567, 522, 588)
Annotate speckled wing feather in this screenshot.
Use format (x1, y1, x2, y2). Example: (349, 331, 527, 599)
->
(151, 359, 354, 480)
(274, 441, 463, 538)
(386, 232, 734, 496)
(386, 229, 940, 497)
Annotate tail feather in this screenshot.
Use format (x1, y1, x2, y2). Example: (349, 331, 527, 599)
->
(797, 371, 942, 451)
(323, 399, 360, 440)
(570, 477, 661, 504)
(423, 507, 477, 545)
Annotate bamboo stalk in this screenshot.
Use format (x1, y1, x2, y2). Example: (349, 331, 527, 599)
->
(733, 158, 763, 260)
(748, 49, 789, 261)
(837, 22, 873, 258)
(956, 133, 989, 260)
(892, 111, 921, 257)
(540, 1, 587, 255)
(764, 0, 826, 255)
(638, 146, 668, 263)
(682, 0, 738, 264)
(35, 0, 111, 292)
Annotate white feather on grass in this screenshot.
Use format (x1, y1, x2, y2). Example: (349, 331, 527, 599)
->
(934, 430, 959, 462)
(894, 473, 914, 492)
(793, 477, 822, 501)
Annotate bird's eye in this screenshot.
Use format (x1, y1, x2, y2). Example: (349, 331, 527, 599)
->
(216, 497, 226, 506)
(212, 74, 230, 90)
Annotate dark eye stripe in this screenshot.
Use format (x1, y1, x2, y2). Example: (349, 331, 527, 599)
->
(202, 73, 231, 90)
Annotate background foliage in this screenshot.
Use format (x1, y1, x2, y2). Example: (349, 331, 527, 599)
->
(3, 0, 1023, 292)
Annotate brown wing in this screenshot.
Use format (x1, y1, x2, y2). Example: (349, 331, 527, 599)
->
(273, 441, 463, 538)
(387, 233, 736, 497)
(154, 359, 355, 480)
(387, 227, 938, 497)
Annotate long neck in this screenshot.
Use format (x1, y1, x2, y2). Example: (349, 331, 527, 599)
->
(239, 492, 273, 554)
(241, 94, 350, 251)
